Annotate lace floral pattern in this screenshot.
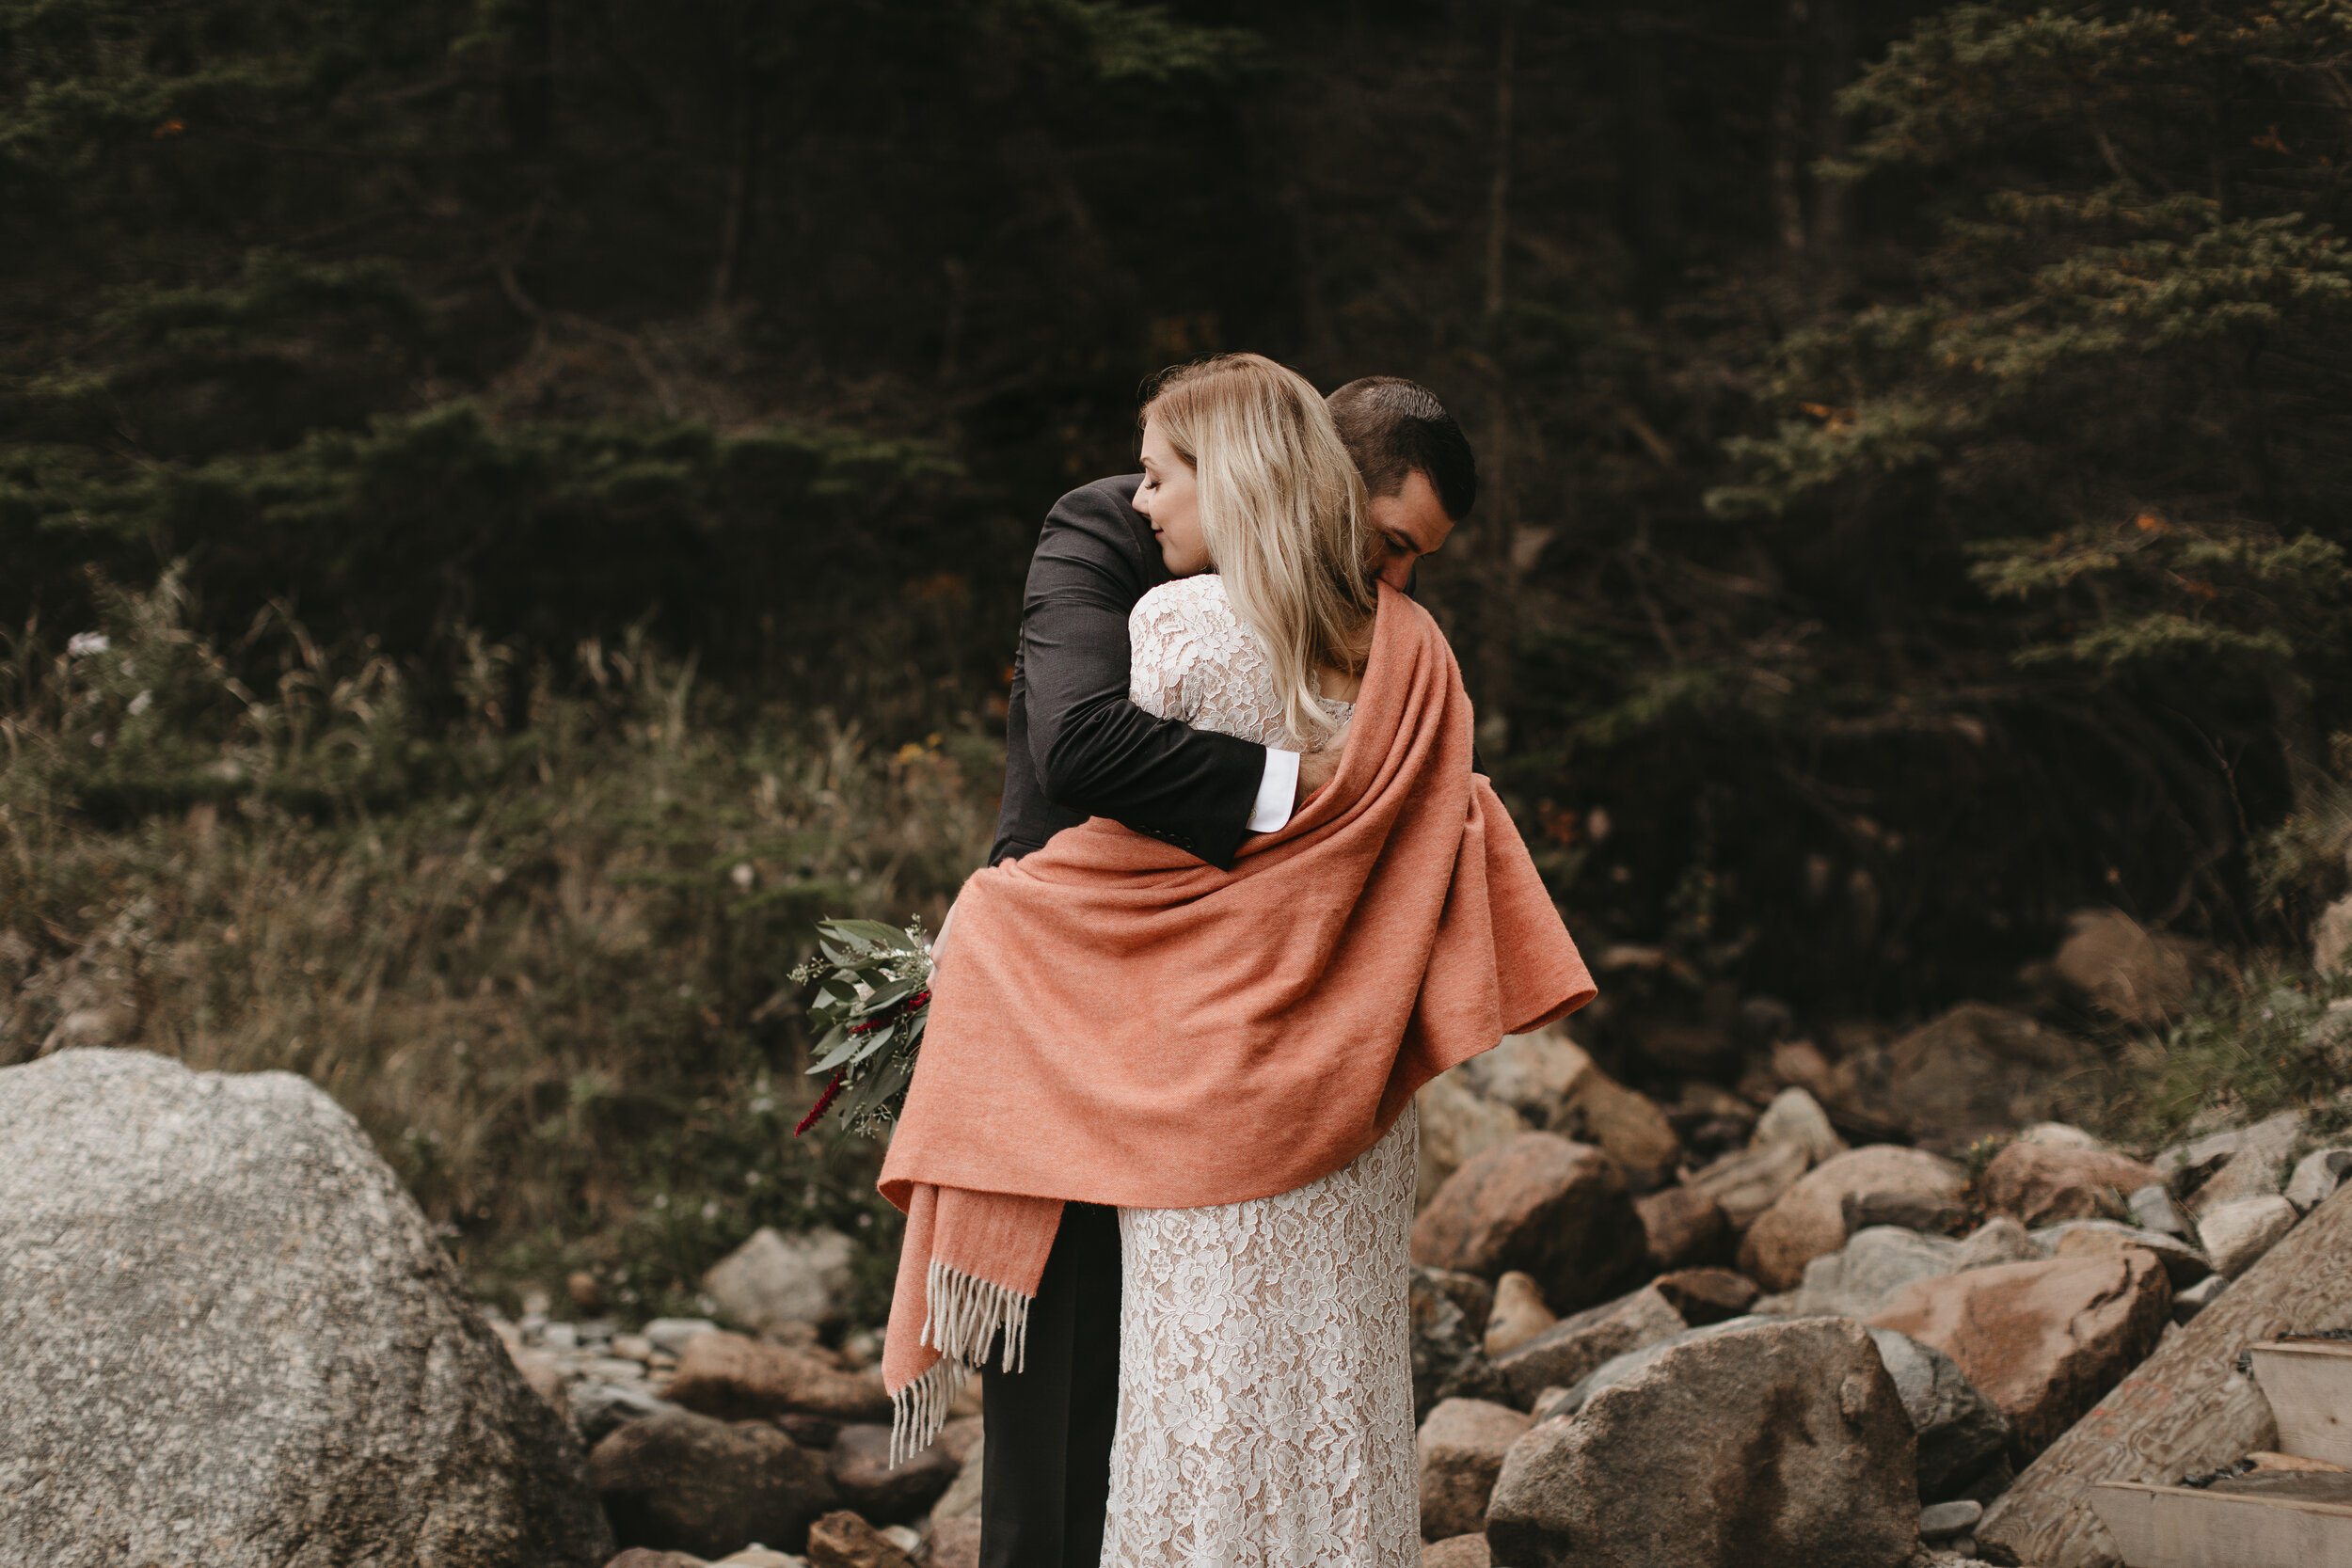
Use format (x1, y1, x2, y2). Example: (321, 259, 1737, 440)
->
(1104, 574, 1416, 1568)
(1127, 575, 1352, 751)
(1104, 1109, 1422, 1568)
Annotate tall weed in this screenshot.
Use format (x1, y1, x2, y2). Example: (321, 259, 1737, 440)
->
(0, 575, 995, 1323)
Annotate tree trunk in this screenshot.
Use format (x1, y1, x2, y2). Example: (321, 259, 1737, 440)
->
(1977, 1181, 2352, 1566)
(1484, 7, 1517, 315)
(1617, 10, 1678, 279)
(710, 63, 766, 315)
(1807, 0, 1853, 254)
(1479, 6, 1520, 743)
(1769, 1, 1809, 254)
(501, 0, 554, 156)
(2269, 664, 2328, 816)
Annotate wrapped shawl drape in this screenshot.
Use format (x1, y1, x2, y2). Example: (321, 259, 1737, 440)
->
(877, 582, 1594, 1459)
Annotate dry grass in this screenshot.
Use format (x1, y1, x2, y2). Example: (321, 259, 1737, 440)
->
(0, 575, 994, 1324)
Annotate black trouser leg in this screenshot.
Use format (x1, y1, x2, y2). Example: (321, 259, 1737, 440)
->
(978, 1199, 1122, 1568)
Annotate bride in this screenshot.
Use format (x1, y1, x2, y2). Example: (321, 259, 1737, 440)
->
(878, 353, 1593, 1566)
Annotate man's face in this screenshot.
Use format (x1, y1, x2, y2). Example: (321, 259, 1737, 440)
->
(1365, 467, 1455, 592)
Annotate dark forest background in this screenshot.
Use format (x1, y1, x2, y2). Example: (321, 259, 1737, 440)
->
(8, 0, 2352, 1312)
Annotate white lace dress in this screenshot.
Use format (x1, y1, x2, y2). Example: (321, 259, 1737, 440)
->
(1102, 573, 1422, 1568)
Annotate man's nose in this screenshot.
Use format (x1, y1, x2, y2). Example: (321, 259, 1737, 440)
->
(1379, 555, 1416, 593)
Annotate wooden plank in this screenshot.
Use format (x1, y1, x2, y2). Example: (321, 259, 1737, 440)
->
(1979, 1181, 2352, 1568)
(2089, 1481, 2352, 1568)
(2250, 1340, 2352, 1468)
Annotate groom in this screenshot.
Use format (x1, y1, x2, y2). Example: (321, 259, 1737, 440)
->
(978, 373, 1479, 1568)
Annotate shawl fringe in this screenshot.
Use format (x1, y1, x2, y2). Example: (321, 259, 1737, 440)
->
(921, 1257, 1033, 1373)
(890, 1354, 971, 1468)
(889, 1259, 1035, 1465)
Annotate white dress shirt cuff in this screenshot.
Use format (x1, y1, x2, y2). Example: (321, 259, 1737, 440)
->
(1248, 747, 1300, 833)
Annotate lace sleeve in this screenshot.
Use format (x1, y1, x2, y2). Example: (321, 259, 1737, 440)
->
(1127, 586, 1214, 723)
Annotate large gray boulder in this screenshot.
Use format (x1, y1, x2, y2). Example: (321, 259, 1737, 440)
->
(0, 1049, 612, 1567)
(1486, 1317, 1919, 1568)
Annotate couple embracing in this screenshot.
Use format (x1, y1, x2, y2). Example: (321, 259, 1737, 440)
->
(875, 356, 1594, 1567)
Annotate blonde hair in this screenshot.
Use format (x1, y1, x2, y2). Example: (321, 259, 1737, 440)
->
(1143, 354, 1377, 751)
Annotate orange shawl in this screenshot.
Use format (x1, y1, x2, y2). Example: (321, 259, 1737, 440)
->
(877, 583, 1594, 1458)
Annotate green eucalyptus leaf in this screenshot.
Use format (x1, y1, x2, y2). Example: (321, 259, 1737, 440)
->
(848, 1022, 898, 1063)
(811, 1032, 865, 1072)
(827, 918, 918, 951)
(854, 974, 922, 1015)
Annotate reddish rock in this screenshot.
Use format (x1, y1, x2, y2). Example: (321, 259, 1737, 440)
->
(2050, 908, 2200, 1025)
(1492, 1285, 1686, 1408)
(665, 1331, 893, 1423)
(1634, 1019, 1740, 1078)
(1635, 1183, 1728, 1271)
(1652, 1267, 1760, 1326)
(828, 1422, 959, 1522)
(1482, 1271, 1556, 1358)
(1422, 1536, 1490, 1568)
(1418, 1397, 1533, 1541)
(1545, 1053, 1682, 1190)
(805, 1510, 916, 1568)
(1827, 1003, 2104, 1154)
(1769, 1038, 1838, 1101)
(933, 1414, 983, 1468)
(1486, 1317, 1920, 1568)
(588, 1407, 837, 1558)
(1686, 1140, 1810, 1229)
(605, 1553, 707, 1568)
(507, 1344, 572, 1422)
(1740, 1145, 1967, 1293)
(1868, 1249, 2172, 1455)
(925, 1516, 982, 1568)
(1416, 1071, 1527, 1208)
(1979, 1141, 2162, 1227)
(1840, 1188, 1968, 1236)
(1409, 1133, 1647, 1312)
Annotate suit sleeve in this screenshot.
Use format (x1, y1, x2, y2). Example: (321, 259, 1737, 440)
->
(1021, 483, 1268, 869)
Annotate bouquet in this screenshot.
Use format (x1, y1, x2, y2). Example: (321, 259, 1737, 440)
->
(788, 916, 933, 1137)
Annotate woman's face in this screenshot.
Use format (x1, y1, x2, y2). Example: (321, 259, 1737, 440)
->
(1135, 416, 1211, 577)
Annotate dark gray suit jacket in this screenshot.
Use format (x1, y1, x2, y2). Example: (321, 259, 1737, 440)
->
(989, 475, 1266, 869)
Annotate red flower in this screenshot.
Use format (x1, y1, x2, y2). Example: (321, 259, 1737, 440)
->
(794, 1069, 846, 1136)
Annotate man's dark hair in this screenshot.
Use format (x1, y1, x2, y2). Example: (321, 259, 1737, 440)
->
(1326, 376, 1478, 521)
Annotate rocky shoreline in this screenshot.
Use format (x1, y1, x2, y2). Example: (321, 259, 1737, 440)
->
(6, 904, 2349, 1568)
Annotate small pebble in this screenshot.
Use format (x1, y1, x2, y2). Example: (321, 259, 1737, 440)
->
(1529, 1386, 1575, 1424)
(2172, 1273, 2227, 1325)
(1918, 1498, 1982, 1539)
(2128, 1183, 2191, 1238)
(612, 1334, 654, 1362)
(581, 1356, 646, 1381)
(643, 1317, 720, 1357)
(541, 1323, 578, 1350)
